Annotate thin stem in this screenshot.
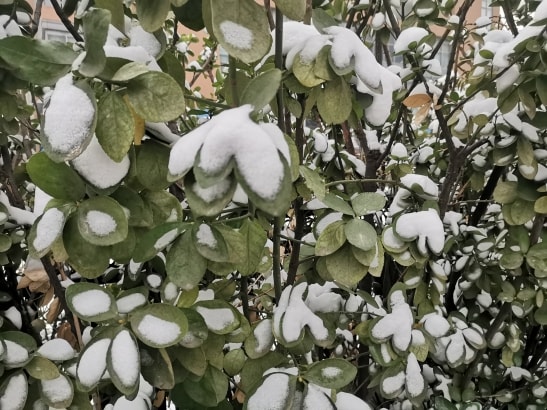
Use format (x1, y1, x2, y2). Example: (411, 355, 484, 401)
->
(274, 8, 285, 134)
(30, 0, 44, 36)
(228, 56, 239, 107)
(185, 94, 231, 110)
(272, 217, 283, 301)
(240, 276, 251, 322)
(50, 0, 83, 42)
(325, 178, 399, 188)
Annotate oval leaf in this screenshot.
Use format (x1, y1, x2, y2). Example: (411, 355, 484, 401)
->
(77, 196, 129, 246)
(130, 303, 188, 348)
(65, 282, 118, 322)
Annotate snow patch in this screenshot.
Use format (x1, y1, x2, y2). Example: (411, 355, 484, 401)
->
(219, 21, 253, 50)
(33, 208, 65, 252)
(38, 339, 75, 361)
(72, 289, 112, 317)
(85, 211, 117, 236)
(137, 314, 181, 345)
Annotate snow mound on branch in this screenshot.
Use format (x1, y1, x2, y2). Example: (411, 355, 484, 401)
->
(371, 290, 413, 352)
(394, 27, 429, 54)
(395, 210, 445, 255)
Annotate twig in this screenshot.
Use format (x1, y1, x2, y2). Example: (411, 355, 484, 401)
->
(50, 0, 83, 42)
(272, 217, 283, 301)
(30, 0, 44, 37)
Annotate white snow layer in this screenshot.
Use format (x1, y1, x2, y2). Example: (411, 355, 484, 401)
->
(405, 353, 424, 397)
(3, 340, 29, 366)
(247, 373, 291, 410)
(110, 330, 139, 387)
(43, 75, 95, 160)
(219, 21, 253, 50)
(394, 27, 429, 54)
(0, 373, 27, 410)
(169, 105, 289, 201)
(395, 210, 445, 254)
(71, 136, 130, 189)
(85, 210, 117, 236)
(77, 338, 110, 387)
(335, 392, 373, 410)
(38, 339, 76, 361)
(136, 314, 181, 345)
(33, 207, 65, 252)
(196, 224, 217, 248)
(71, 289, 112, 317)
(253, 318, 274, 351)
(41, 374, 73, 404)
(371, 290, 413, 352)
(196, 307, 236, 332)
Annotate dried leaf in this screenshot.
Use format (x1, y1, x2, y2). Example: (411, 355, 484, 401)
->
(153, 390, 166, 408)
(31, 280, 51, 294)
(16, 275, 33, 289)
(413, 103, 431, 125)
(57, 322, 79, 349)
(403, 93, 432, 108)
(46, 297, 61, 323)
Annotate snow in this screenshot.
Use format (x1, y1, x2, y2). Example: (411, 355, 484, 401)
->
(394, 27, 429, 54)
(273, 283, 329, 344)
(536, 0, 547, 20)
(3, 306, 21, 329)
(382, 370, 405, 395)
(371, 13, 385, 30)
(137, 314, 181, 345)
(38, 339, 75, 361)
(253, 319, 273, 351)
(421, 314, 450, 337)
(445, 332, 465, 364)
(219, 21, 253, 50)
(395, 210, 445, 255)
(196, 224, 217, 248)
(117, 293, 147, 314)
(129, 23, 162, 58)
(85, 211, 117, 236)
(104, 45, 162, 71)
(335, 392, 373, 410)
(321, 367, 342, 378)
(191, 178, 232, 203)
(371, 291, 413, 351)
(4, 340, 29, 366)
(41, 374, 72, 404)
(154, 229, 179, 250)
(383, 227, 406, 250)
(391, 143, 408, 158)
(77, 338, 110, 387)
(400, 174, 438, 199)
(405, 353, 424, 397)
(71, 289, 112, 317)
(247, 373, 291, 410)
(305, 283, 342, 313)
(147, 274, 161, 288)
(196, 307, 235, 332)
(113, 396, 149, 410)
(33, 208, 65, 252)
(43, 75, 95, 160)
(163, 282, 179, 301)
(146, 122, 180, 144)
(303, 383, 332, 409)
(0, 373, 27, 410)
(72, 136, 130, 189)
(110, 330, 139, 386)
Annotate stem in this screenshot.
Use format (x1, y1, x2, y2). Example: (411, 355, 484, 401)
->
(30, 0, 44, 37)
(272, 217, 283, 301)
(50, 0, 83, 42)
(325, 178, 399, 188)
(240, 276, 251, 322)
(1, 145, 25, 209)
(185, 94, 231, 110)
(228, 56, 239, 107)
(274, 8, 285, 133)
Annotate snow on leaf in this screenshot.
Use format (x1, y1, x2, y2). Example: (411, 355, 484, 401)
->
(371, 290, 413, 352)
(245, 373, 294, 410)
(108, 329, 140, 394)
(381, 370, 405, 397)
(66, 283, 116, 322)
(42, 75, 96, 162)
(400, 174, 439, 200)
(405, 353, 425, 398)
(0, 372, 27, 410)
(421, 314, 450, 338)
(37, 339, 75, 362)
(195, 304, 239, 334)
(130, 303, 188, 348)
(32, 207, 65, 255)
(335, 392, 373, 410)
(77, 338, 110, 390)
(219, 21, 253, 50)
(3, 340, 29, 367)
(303, 383, 335, 409)
(71, 136, 130, 189)
(137, 315, 181, 345)
(395, 210, 445, 255)
(394, 27, 429, 54)
(40, 373, 73, 408)
(85, 210, 117, 236)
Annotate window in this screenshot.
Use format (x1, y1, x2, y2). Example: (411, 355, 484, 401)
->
(43, 29, 73, 42)
(481, 0, 493, 17)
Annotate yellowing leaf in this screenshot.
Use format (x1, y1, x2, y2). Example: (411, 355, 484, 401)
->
(402, 93, 432, 108)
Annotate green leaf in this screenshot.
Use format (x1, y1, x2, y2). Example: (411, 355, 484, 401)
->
(193, 223, 229, 262)
(240, 351, 288, 393)
(25, 356, 60, 380)
(534, 196, 547, 214)
(344, 219, 377, 251)
(96, 91, 135, 162)
(27, 152, 86, 201)
(136, 0, 171, 32)
(166, 230, 208, 290)
(141, 189, 183, 225)
(240, 69, 282, 112)
(209, 0, 272, 64)
(79, 8, 110, 77)
(534, 304, 547, 325)
(325, 243, 368, 287)
(136, 140, 171, 191)
(537, 75, 547, 106)
(317, 77, 353, 124)
(493, 181, 518, 204)
(40, 374, 74, 408)
(0, 36, 76, 85)
(107, 328, 140, 396)
(273, 0, 305, 20)
(351, 192, 387, 216)
(311, 8, 338, 32)
(223, 348, 246, 376)
(172, 0, 205, 31)
(158, 51, 186, 90)
(233, 219, 268, 275)
(434, 396, 458, 410)
(0, 372, 27, 410)
(0, 233, 11, 252)
(112, 62, 152, 82)
(95, 0, 125, 33)
(65, 282, 118, 322)
(111, 186, 153, 227)
(292, 53, 326, 88)
(527, 242, 547, 272)
(315, 220, 346, 256)
(322, 192, 355, 215)
(130, 303, 188, 348)
(139, 345, 175, 389)
(133, 222, 185, 263)
(63, 216, 111, 278)
(183, 366, 228, 407)
(304, 358, 357, 389)
(299, 165, 326, 199)
(126, 72, 185, 122)
(77, 196, 129, 246)
(184, 172, 237, 217)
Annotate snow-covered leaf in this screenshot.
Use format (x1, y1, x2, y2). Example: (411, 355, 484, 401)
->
(166, 230, 207, 290)
(116, 287, 149, 314)
(370, 290, 413, 352)
(380, 364, 405, 399)
(76, 331, 112, 391)
(40, 373, 74, 408)
(111, 187, 153, 228)
(27, 152, 86, 201)
(335, 392, 373, 410)
(193, 223, 229, 262)
(141, 189, 183, 225)
(304, 358, 357, 389)
(136, 0, 171, 32)
(66, 282, 118, 322)
(244, 318, 274, 359)
(183, 172, 237, 217)
(1, 331, 36, 369)
(37, 339, 75, 362)
(77, 196, 128, 246)
(0, 371, 28, 410)
(302, 383, 336, 409)
(405, 353, 425, 398)
(126, 72, 185, 122)
(130, 303, 188, 348)
(240, 69, 282, 112)
(210, 0, 272, 64)
(28, 205, 71, 258)
(179, 307, 209, 348)
(273, 0, 305, 21)
(79, 8, 110, 77)
(107, 328, 140, 396)
(0, 36, 76, 85)
(194, 299, 240, 335)
(96, 91, 136, 163)
(42, 78, 97, 162)
(244, 372, 296, 410)
(132, 222, 185, 263)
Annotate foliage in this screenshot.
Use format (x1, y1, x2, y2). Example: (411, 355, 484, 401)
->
(0, 0, 546, 409)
